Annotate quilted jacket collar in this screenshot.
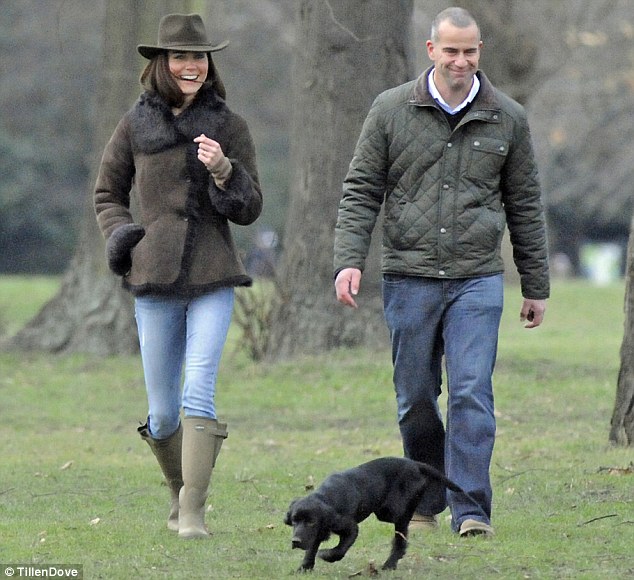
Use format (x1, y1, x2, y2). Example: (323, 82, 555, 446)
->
(409, 67, 500, 112)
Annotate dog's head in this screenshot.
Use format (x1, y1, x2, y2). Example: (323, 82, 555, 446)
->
(284, 495, 335, 550)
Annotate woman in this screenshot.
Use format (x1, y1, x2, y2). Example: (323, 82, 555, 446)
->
(94, 13, 262, 539)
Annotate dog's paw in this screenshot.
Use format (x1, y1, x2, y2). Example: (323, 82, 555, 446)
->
(381, 559, 398, 571)
(317, 548, 344, 563)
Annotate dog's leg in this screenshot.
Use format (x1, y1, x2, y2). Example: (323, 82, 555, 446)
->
(299, 538, 321, 571)
(317, 521, 358, 563)
(382, 518, 410, 570)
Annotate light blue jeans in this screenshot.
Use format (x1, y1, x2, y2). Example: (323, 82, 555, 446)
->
(134, 288, 234, 440)
(383, 274, 503, 531)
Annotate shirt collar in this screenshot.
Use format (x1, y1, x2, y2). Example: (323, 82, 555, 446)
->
(428, 68, 480, 114)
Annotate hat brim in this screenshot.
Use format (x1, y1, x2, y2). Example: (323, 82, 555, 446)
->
(137, 40, 229, 59)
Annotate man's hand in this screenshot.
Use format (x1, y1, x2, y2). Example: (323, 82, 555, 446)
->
(335, 268, 362, 308)
(520, 298, 546, 329)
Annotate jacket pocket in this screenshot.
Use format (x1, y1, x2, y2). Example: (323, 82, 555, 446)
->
(467, 137, 509, 181)
(384, 205, 426, 251)
(384, 189, 434, 251)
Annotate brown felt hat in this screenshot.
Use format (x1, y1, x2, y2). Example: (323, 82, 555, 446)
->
(138, 13, 229, 59)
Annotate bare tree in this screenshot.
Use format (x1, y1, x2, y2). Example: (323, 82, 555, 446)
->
(265, 0, 414, 360)
(610, 215, 634, 445)
(7, 0, 196, 354)
(525, 0, 634, 273)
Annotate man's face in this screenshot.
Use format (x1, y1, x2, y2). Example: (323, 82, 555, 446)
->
(426, 21, 482, 95)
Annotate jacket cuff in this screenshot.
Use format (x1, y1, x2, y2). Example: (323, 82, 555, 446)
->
(208, 156, 233, 190)
(208, 162, 261, 224)
(106, 224, 145, 276)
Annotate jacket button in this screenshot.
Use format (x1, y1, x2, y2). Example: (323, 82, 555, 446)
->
(439, 270, 446, 276)
(443, 184, 449, 190)
(440, 228, 447, 234)
(474, 140, 481, 147)
(447, 142, 453, 148)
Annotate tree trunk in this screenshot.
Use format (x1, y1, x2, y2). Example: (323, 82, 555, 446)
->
(266, 0, 413, 360)
(610, 214, 634, 445)
(8, 0, 194, 355)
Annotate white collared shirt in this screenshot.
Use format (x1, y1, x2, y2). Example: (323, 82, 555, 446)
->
(428, 68, 480, 115)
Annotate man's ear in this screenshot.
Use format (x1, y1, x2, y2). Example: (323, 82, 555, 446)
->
(426, 39, 435, 60)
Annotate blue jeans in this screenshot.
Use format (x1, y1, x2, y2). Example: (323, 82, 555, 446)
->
(134, 288, 234, 440)
(383, 274, 503, 531)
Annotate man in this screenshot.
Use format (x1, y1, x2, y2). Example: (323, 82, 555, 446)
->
(333, 7, 549, 537)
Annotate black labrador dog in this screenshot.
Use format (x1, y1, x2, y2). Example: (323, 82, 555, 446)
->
(284, 456, 473, 571)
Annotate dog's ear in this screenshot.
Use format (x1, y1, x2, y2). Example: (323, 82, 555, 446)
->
(284, 498, 299, 526)
(318, 503, 339, 537)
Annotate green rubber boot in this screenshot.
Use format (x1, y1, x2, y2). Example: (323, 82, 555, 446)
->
(178, 417, 228, 539)
(138, 422, 183, 531)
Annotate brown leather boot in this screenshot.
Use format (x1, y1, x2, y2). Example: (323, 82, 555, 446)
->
(178, 417, 228, 539)
(138, 422, 183, 531)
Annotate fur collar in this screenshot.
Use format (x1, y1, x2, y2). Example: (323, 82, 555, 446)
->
(127, 85, 230, 154)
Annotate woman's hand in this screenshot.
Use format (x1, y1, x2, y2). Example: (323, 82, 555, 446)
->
(194, 133, 226, 171)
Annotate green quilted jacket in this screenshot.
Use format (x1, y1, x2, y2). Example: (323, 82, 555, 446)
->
(334, 69, 550, 300)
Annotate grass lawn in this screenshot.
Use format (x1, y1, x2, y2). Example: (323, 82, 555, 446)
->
(0, 277, 632, 579)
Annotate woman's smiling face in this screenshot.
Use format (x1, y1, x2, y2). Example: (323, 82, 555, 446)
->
(168, 51, 208, 103)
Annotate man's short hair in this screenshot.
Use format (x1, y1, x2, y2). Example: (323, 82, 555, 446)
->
(430, 7, 481, 42)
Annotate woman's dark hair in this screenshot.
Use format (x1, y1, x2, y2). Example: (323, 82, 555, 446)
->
(139, 52, 226, 107)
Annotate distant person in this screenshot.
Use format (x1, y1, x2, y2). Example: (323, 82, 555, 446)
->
(94, 13, 262, 539)
(246, 228, 279, 278)
(334, 7, 549, 536)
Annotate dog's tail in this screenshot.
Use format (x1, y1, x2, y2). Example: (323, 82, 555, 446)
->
(414, 461, 487, 518)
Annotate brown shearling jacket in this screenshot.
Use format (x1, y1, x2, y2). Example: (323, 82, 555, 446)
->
(94, 85, 262, 297)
